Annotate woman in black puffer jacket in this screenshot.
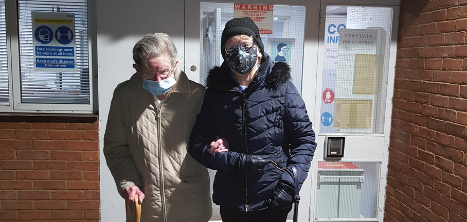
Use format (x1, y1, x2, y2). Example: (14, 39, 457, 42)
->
(189, 17, 316, 222)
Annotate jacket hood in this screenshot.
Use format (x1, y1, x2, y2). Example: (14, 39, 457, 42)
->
(206, 53, 291, 90)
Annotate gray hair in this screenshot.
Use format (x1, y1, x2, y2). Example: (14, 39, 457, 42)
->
(132, 33, 178, 68)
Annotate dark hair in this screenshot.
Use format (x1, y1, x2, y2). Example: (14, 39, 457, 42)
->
(277, 43, 287, 52)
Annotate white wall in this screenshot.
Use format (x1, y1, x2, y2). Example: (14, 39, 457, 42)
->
(96, 1, 185, 221)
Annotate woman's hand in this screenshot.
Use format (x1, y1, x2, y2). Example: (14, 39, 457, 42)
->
(207, 138, 229, 153)
(121, 186, 145, 204)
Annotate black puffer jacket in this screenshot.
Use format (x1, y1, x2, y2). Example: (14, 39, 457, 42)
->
(189, 53, 316, 211)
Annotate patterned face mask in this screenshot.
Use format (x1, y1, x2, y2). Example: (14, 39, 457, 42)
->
(225, 45, 258, 74)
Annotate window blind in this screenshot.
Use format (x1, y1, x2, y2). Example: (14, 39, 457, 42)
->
(18, 0, 89, 104)
(0, 0, 8, 105)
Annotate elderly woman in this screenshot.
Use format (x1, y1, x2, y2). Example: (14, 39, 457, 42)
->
(104, 33, 212, 222)
(189, 17, 316, 222)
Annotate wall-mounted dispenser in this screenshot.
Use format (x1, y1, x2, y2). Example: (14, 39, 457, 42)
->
(324, 136, 345, 159)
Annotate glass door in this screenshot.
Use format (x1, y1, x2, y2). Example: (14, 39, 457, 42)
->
(185, 0, 320, 221)
(312, 1, 400, 221)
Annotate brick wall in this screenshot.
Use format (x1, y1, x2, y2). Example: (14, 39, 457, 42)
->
(0, 121, 99, 221)
(385, 0, 467, 221)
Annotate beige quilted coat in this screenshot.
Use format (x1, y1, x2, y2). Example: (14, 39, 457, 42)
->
(104, 67, 212, 222)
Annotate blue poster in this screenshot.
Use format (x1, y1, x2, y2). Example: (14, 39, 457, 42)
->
(321, 112, 333, 127)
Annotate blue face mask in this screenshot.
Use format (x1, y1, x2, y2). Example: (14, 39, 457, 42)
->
(142, 74, 177, 96)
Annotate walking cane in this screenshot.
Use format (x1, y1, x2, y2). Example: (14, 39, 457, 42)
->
(126, 193, 142, 222)
(292, 166, 300, 222)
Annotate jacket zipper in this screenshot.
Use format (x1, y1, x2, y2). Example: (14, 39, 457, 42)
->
(157, 94, 171, 222)
(242, 92, 249, 212)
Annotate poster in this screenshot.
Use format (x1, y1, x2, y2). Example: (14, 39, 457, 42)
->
(234, 4, 274, 34)
(32, 11, 76, 71)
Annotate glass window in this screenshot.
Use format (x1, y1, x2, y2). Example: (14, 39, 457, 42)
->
(320, 6, 393, 134)
(0, 0, 8, 105)
(315, 161, 380, 220)
(18, 0, 89, 104)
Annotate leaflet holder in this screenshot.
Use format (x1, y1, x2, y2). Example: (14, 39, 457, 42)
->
(324, 136, 345, 159)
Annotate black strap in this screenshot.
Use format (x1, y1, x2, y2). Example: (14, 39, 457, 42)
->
(292, 166, 300, 222)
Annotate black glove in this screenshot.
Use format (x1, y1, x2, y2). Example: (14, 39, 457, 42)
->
(265, 180, 295, 210)
(235, 154, 271, 175)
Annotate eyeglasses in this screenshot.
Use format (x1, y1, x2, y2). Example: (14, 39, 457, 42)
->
(224, 42, 256, 54)
(141, 67, 173, 80)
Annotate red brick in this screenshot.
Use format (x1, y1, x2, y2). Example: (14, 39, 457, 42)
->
(448, 97, 467, 111)
(419, 127, 437, 140)
(18, 211, 50, 220)
(435, 46, 454, 57)
(67, 162, 98, 171)
(443, 58, 463, 70)
(35, 200, 66, 209)
(424, 163, 442, 180)
(66, 122, 98, 130)
(14, 130, 48, 140)
(411, 136, 426, 148)
(18, 191, 50, 200)
(433, 180, 451, 196)
(427, 34, 445, 45)
(446, 122, 466, 138)
(439, 108, 456, 122)
(422, 82, 441, 93)
(448, 5, 467, 19)
(438, 20, 456, 33)
(456, 18, 467, 31)
(48, 130, 82, 140)
(436, 132, 456, 147)
(396, 58, 411, 68)
(0, 210, 17, 220)
(85, 210, 99, 219)
(436, 156, 455, 172)
(458, 111, 467, 125)
(442, 172, 463, 188)
(83, 171, 98, 180)
(67, 141, 99, 151)
(0, 150, 15, 160)
(401, 90, 415, 101)
(462, 85, 467, 97)
(426, 58, 443, 70)
(51, 210, 84, 220)
(433, 71, 451, 82)
(454, 163, 467, 180)
(0, 140, 32, 150)
(423, 0, 440, 12)
(0, 160, 33, 170)
(454, 45, 467, 58)
(432, 201, 450, 219)
(0, 191, 16, 199)
(82, 131, 98, 141)
(34, 161, 66, 170)
(414, 114, 429, 126)
(31, 122, 66, 129)
(409, 157, 424, 171)
(410, 58, 425, 69)
(50, 171, 82, 180)
(83, 151, 98, 161)
(426, 141, 445, 156)
(421, 104, 438, 117)
(451, 71, 467, 83)
(420, 22, 438, 35)
(51, 191, 83, 200)
(16, 150, 49, 160)
(455, 138, 467, 152)
(441, 84, 460, 96)
(50, 151, 82, 161)
(83, 191, 99, 200)
(0, 171, 15, 180)
(67, 181, 99, 190)
(67, 200, 99, 210)
(418, 47, 435, 58)
(452, 188, 467, 205)
(405, 48, 419, 57)
(0, 129, 15, 139)
(411, 36, 428, 47)
(418, 149, 435, 164)
(405, 123, 419, 135)
(417, 70, 433, 81)
(428, 9, 447, 22)
(16, 170, 49, 180)
(32, 140, 66, 150)
(34, 181, 66, 190)
(431, 95, 449, 107)
(0, 122, 30, 129)
(1, 201, 34, 210)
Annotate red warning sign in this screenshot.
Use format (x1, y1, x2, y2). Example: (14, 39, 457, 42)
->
(322, 88, 335, 104)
